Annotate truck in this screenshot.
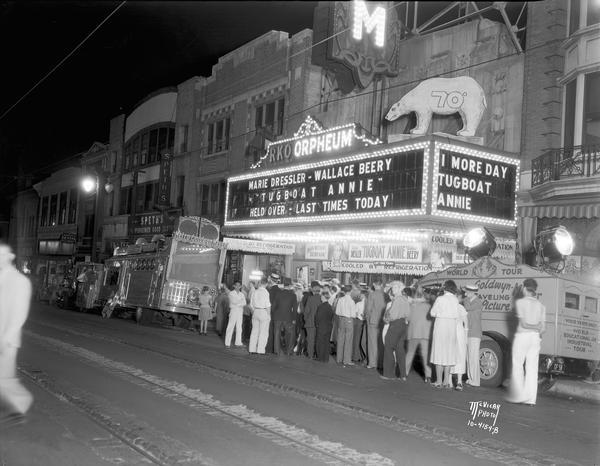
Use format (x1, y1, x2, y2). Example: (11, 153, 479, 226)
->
(104, 229, 226, 328)
(418, 256, 600, 387)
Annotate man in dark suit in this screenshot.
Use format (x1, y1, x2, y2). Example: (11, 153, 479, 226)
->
(271, 277, 298, 356)
(265, 273, 281, 353)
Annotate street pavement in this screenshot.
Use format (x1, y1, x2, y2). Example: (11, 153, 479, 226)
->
(1, 302, 599, 466)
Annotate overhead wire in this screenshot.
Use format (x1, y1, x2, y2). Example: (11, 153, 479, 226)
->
(0, 1, 127, 122)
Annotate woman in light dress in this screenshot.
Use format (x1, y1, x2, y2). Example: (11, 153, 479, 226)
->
(429, 280, 461, 388)
(197, 286, 213, 335)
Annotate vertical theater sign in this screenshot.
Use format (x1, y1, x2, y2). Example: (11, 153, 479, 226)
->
(312, 0, 401, 93)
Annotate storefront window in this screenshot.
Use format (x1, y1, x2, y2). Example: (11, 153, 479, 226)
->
(210, 184, 219, 215)
(119, 186, 132, 215)
(583, 72, 600, 146)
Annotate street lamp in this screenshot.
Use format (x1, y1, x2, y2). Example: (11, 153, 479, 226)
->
(80, 171, 113, 263)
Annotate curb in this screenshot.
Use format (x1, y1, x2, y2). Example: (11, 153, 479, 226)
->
(544, 378, 600, 404)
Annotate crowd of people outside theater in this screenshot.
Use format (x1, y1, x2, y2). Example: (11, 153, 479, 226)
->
(207, 272, 495, 390)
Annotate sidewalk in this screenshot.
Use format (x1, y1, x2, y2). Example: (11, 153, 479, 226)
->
(544, 376, 600, 404)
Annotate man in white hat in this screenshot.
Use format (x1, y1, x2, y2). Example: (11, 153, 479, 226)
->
(463, 284, 483, 387)
(0, 241, 33, 425)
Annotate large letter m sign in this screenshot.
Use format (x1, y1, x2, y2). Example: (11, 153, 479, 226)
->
(352, 0, 386, 47)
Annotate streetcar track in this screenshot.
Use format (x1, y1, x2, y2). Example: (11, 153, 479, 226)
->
(25, 330, 394, 466)
(29, 320, 587, 466)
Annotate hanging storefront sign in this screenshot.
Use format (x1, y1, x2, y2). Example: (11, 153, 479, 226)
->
(347, 241, 423, 263)
(323, 260, 433, 275)
(225, 143, 428, 226)
(253, 116, 381, 169)
(130, 212, 175, 236)
(304, 243, 329, 260)
(431, 142, 519, 227)
(157, 151, 173, 207)
(223, 237, 296, 256)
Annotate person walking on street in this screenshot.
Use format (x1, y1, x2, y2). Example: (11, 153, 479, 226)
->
(405, 286, 433, 383)
(0, 241, 33, 426)
(197, 286, 213, 335)
(430, 280, 461, 388)
(352, 289, 366, 363)
(464, 284, 483, 387)
(381, 281, 410, 380)
(225, 281, 246, 348)
(271, 278, 297, 356)
(303, 281, 322, 359)
(335, 285, 356, 366)
(249, 278, 272, 355)
(364, 280, 386, 370)
(507, 279, 546, 406)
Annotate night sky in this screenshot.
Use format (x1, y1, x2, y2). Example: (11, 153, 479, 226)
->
(0, 1, 318, 211)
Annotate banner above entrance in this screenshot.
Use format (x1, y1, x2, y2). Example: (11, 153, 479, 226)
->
(223, 237, 296, 256)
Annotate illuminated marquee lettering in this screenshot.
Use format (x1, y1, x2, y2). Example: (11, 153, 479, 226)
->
(353, 0, 386, 47)
(293, 128, 353, 158)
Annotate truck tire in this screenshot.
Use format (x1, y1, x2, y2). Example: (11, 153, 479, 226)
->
(480, 339, 504, 387)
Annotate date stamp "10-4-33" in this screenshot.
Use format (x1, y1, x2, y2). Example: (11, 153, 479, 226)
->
(468, 401, 500, 435)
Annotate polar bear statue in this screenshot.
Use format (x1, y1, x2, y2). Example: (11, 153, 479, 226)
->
(385, 76, 487, 137)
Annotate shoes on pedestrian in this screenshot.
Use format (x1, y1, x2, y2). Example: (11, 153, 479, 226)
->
(523, 403, 535, 407)
(455, 383, 464, 391)
(400, 377, 407, 381)
(431, 382, 442, 388)
(380, 375, 393, 380)
(424, 377, 431, 384)
(366, 365, 376, 369)
(225, 345, 231, 349)
(0, 412, 26, 428)
(443, 383, 453, 389)
(345, 362, 356, 366)
(234, 344, 244, 348)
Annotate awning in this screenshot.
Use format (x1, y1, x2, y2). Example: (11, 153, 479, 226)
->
(519, 203, 600, 219)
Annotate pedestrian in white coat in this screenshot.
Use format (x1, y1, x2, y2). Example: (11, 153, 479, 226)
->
(0, 241, 33, 425)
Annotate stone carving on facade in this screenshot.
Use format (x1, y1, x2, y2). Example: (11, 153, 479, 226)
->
(385, 76, 487, 137)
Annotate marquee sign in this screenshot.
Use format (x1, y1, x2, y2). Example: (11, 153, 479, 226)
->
(431, 142, 519, 227)
(225, 142, 429, 226)
(252, 116, 381, 169)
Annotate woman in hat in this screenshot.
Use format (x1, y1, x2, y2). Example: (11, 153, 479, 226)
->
(450, 292, 469, 390)
(197, 286, 213, 336)
(315, 290, 334, 362)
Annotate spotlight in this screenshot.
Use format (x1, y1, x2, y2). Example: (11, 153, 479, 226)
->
(535, 226, 574, 267)
(463, 227, 497, 261)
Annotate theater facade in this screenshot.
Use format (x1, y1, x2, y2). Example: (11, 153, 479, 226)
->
(222, 116, 520, 286)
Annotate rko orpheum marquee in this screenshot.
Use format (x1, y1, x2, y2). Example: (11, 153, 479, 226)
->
(223, 116, 520, 284)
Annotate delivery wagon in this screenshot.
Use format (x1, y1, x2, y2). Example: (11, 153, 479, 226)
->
(419, 256, 600, 387)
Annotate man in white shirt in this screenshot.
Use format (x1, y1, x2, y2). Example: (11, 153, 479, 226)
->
(249, 278, 271, 354)
(225, 281, 246, 348)
(507, 278, 546, 406)
(335, 286, 356, 366)
(0, 241, 33, 426)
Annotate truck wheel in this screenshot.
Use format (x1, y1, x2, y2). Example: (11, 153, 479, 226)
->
(480, 339, 504, 387)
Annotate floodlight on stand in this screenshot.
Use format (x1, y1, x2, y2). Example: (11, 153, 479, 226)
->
(463, 227, 497, 261)
(535, 225, 574, 271)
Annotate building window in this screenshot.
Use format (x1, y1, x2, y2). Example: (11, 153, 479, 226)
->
(105, 191, 114, 217)
(569, 0, 581, 34)
(207, 117, 231, 154)
(255, 98, 285, 136)
(68, 188, 77, 224)
(583, 72, 600, 146)
(111, 151, 118, 172)
(563, 79, 577, 149)
(210, 184, 219, 214)
(58, 191, 67, 225)
(175, 175, 185, 207)
(84, 214, 94, 237)
(119, 186, 132, 215)
(40, 196, 49, 226)
(141, 133, 149, 165)
(587, 0, 600, 26)
(149, 129, 158, 163)
(49, 194, 58, 226)
(201, 184, 209, 214)
(179, 124, 189, 154)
